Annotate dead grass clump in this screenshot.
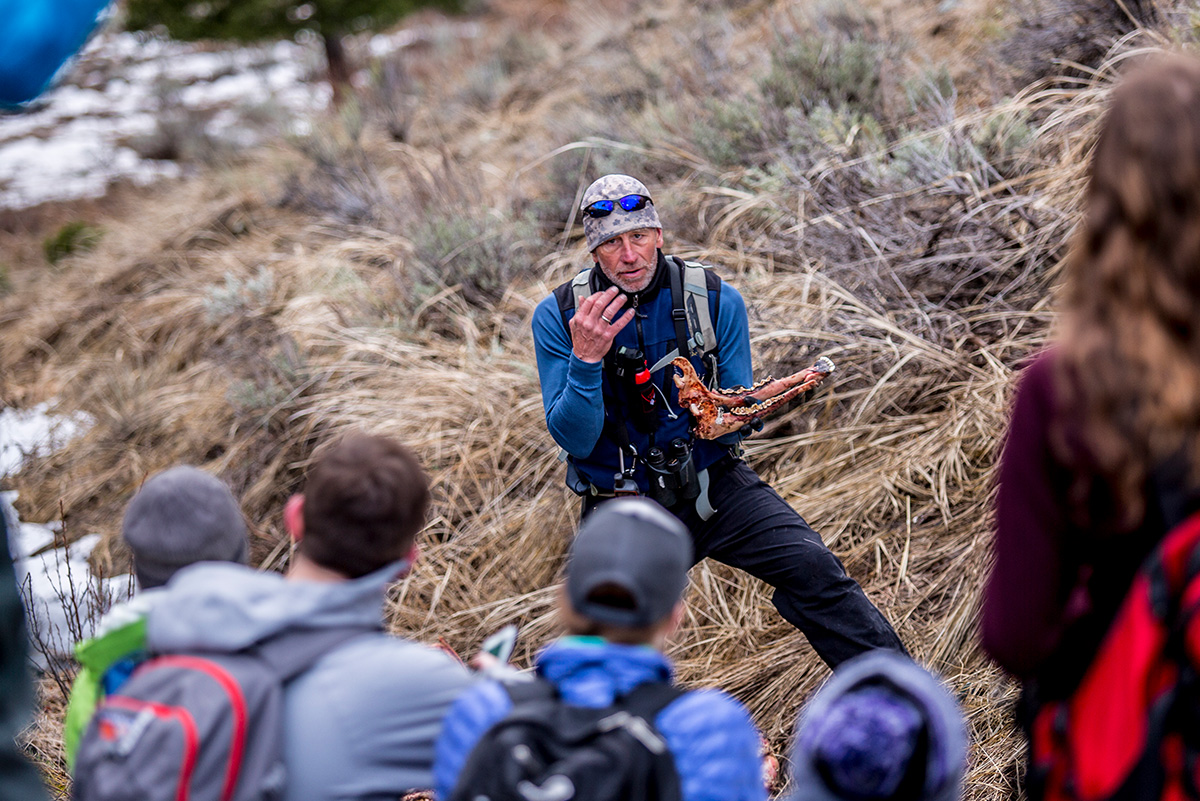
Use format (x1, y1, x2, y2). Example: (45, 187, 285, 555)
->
(998, 0, 1171, 91)
(279, 139, 393, 227)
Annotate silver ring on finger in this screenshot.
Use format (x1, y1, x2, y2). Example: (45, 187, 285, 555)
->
(601, 315, 612, 324)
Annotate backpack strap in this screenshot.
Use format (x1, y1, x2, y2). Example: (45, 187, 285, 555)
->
(667, 258, 690, 360)
(675, 258, 718, 360)
(554, 267, 595, 330)
(615, 681, 685, 722)
(251, 625, 381, 682)
(650, 258, 721, 388)
(502, 675, 559, 706)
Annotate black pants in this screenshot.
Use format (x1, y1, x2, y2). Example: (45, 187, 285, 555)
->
(584, 460, 905, 669)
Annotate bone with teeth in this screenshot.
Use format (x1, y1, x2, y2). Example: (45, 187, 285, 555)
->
(671, 356, 835, 440)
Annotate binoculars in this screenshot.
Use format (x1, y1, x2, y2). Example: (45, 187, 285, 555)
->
(644, 438, 700, 510)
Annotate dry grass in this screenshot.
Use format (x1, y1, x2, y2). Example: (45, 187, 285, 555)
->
(2, 0, 1197, 798)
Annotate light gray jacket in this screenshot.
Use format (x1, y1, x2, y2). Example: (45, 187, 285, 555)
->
(146, 561, 473, 801)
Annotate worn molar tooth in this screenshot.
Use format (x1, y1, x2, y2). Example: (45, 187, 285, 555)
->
(814, 356, 835, 375)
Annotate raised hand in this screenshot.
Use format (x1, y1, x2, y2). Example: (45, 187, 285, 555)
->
(570, 286, 635, 363)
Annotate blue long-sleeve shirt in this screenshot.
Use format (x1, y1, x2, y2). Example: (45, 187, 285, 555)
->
(532, 252, 753, 492)
(433, 637, 767, 801)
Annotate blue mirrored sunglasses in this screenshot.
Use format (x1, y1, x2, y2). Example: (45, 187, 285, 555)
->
(582, 194, 653, 218)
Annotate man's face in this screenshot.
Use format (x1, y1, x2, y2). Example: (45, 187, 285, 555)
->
(592, 228, 663, 294)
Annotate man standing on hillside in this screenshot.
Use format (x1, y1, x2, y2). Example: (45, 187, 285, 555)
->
(531, 174, 904, 668)
(140, 433, 473, 800)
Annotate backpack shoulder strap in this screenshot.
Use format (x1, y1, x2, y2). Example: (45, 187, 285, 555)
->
(667, 257, 691, 361)
(679, 259, 718, 358)
(502, 675, 559, 707)
(554, 268, 595, 331)
(663, 257, 721, 388)
(252, 624, 380, 682)
(666, 257, 718, 357)
(617, 680, 685, 722)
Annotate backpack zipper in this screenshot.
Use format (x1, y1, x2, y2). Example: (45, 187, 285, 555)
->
(103, 695, 199, 801)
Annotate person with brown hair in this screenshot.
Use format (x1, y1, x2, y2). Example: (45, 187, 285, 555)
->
(140, 432, 472, 801)
(981, 51, 1200, 788)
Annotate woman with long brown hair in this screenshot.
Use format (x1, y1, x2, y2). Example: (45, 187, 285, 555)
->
(981, 50, 1200, 787)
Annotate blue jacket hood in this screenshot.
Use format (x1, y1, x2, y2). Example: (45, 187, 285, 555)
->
(536, 637, 674, 704)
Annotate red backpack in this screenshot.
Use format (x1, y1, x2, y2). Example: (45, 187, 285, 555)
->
(1031, 511, 1200, 801)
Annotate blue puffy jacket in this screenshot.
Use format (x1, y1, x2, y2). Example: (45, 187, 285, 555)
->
(532, 252, 754, 493)
(433, 636, 766, 801)
(0, 0, 111, 106)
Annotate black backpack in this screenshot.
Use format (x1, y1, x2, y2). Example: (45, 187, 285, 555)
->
(447, 678, 684, 801)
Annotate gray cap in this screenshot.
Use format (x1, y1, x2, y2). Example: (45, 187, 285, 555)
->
(581, 174, 662, 252)
(790, 651, 967, 801)
(566, 497, 692, 627)
(122, 466, 249, 589)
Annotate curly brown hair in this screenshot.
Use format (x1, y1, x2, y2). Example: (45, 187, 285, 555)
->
(1055, 53, 1200, 533)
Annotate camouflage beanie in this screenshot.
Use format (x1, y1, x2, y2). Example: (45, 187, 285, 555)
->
(581, 174, 662, 252)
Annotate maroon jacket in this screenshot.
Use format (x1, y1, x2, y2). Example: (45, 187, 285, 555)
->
(981, 350, 1174, 699)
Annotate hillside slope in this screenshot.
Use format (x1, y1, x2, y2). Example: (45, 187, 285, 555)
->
(1, 0, 1193, 796)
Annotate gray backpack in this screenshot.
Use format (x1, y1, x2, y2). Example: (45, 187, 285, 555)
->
(72, 626, 373, 801)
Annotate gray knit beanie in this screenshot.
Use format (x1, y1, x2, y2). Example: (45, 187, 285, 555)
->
(122, 466, 249, 589)
(581, 174, 662, 252)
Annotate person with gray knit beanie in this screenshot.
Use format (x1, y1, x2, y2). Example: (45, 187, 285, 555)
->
(121, 465, 249, 589)
(530, 172, 906, 669)
(579, 174, 663, 256)
(62, 465, 249, 767)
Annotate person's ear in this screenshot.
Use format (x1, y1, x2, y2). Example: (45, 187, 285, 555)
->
(665, 600, 686, 638)
(654, 229, 664, 249)
(283, 494, 305, 543)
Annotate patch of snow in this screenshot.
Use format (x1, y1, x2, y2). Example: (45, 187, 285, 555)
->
(0, 30, 329, 210)
(0, 403, 92, 477)
(0, 20, 481, 211)
(0, 408, 124, 668)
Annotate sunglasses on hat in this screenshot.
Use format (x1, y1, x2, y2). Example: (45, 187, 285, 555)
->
(582, 194, 653, 218)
